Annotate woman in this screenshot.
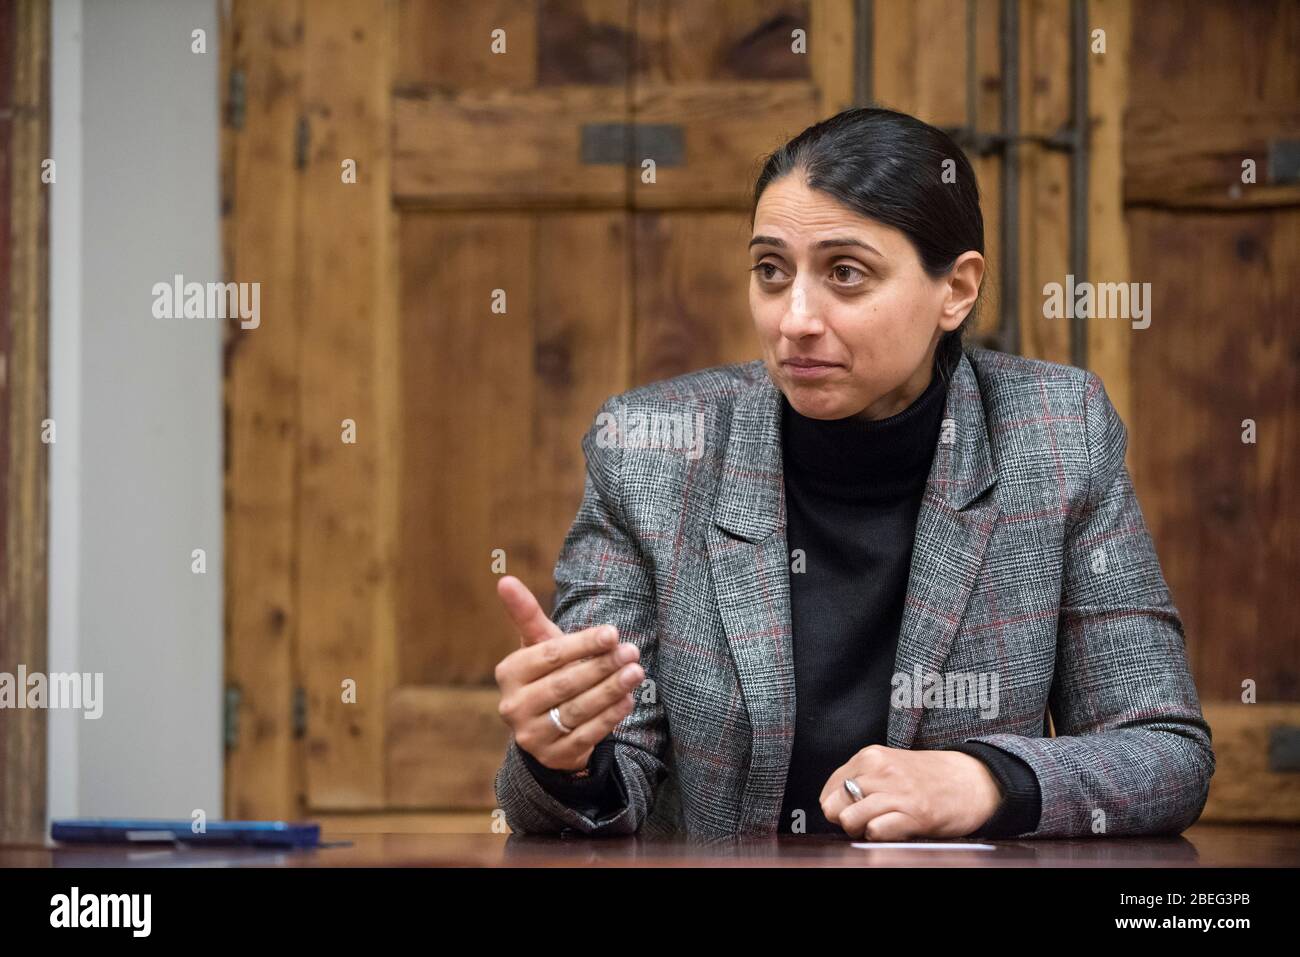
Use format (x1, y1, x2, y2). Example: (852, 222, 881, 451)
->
(492, 107, 1214, 840)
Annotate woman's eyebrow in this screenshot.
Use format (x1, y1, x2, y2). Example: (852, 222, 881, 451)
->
(748, 235, 884, 257)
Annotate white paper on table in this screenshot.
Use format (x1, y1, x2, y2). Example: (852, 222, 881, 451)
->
(850, 841, 998, 850)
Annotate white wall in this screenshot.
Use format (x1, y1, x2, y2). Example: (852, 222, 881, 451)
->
(48, 0, 223, 824)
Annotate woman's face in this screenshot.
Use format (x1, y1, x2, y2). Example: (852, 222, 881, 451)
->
(748, 172, 983, 421)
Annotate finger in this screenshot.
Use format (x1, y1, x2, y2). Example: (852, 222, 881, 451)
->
(819, 745, 888, 806)
(497, 624, 618, 695)
(819, 765, 851, 807)
(821, 768, 882, 824)
(520, 642, 640, 717)
(530, 692, 637, 770)
(836, 792, 905, 837)
(857, 810, 921, 843)
(523, 653, 644, 731)
(510, 624, 620, 686)
(496, 575, 563, 647)
(821, 786, 852, 826)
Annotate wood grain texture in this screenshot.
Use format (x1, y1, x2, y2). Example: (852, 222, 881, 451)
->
(1201, 703, 1300, 822)
(1125, 0, 1300, 711)
(631, 211, 759, 385)
(295, 0, 399, 809)
(1086, 0, 1132, 427)
(386, 687, 510, 808)
(396, 211, 630, 686)
(1121, 0, 1300, 209)
(809, 0, 856, 116)
(967, 0, 1005, 347)
(396, 0, 543, 90)
(392, 85, 629, 208)
(1124, 106, 1300, 209)
(1129, 0, 1299, 113)
(872, 0, 968, 126)
(634, 0, 811, 82)
(537, 0, 635, 85)
(1015, 0, 1071, 366)
(0, 0, 49, 847)
(630, 80, 819, 209)
(398, 0, 636, 89)
(1127, 206, 1300, 703)
(223, 0, 306, 821)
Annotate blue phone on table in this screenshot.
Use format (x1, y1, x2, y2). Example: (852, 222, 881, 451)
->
(51, 818, 321, 848)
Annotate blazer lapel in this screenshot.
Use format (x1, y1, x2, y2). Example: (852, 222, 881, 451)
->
(707, 352, 999, 833)
(887, 352, 1000, 750)
(707, 365, 793, 833)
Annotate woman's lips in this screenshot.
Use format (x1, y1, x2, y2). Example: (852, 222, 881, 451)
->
(782, 359, 840, 379)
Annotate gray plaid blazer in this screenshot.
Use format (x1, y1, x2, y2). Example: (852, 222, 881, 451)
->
(494, 346, 1215, 838)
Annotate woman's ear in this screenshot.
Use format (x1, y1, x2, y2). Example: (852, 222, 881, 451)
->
(939, 251, 985, 331)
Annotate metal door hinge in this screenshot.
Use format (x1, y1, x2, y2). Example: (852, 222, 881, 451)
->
(1270, 140, 1300, 185)
(227, 69, 245, 131)
(580, 122, 684, 167)
(1269, 726, 1300, 772)
(224, 686, 241, 750)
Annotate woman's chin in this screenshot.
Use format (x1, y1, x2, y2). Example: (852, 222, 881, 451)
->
(784, 390, 854, 421)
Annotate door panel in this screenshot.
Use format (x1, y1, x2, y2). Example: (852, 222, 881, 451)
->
(396, 211, 631, 689)
(1124, 0, 1300, 821)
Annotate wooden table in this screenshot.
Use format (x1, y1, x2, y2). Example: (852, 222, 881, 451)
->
(2, 823, 1297, 867)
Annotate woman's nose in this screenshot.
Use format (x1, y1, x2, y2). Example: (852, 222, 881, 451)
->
(779, 281, 824, 337)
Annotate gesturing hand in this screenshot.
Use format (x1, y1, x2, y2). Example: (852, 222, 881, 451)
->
(493, 575, 644, 773)
(819, 745, 1003, 840)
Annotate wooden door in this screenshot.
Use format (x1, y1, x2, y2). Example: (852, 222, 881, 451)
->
(224, 0, 857, 825)
(1121, 0, 1300, 822)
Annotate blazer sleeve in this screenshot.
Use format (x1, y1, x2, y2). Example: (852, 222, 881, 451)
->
(518, 736, 628, 819)
(958, 370, 1215, 837)
(493, 397, 671, 835)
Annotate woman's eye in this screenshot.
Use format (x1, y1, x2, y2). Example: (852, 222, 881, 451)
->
(832, 263, 865, 284)
(751, 262, 785, 282)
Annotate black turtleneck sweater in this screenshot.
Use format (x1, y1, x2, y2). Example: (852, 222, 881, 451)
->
(521, 361, 1042, 839)
(776, 361, 1039, 836)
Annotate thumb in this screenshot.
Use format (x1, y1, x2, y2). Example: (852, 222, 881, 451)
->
(496, 575, 563, 647)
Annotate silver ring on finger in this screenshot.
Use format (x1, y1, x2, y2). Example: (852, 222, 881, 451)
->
(843, 778, 865, 802)
(549, 707, 574, 735)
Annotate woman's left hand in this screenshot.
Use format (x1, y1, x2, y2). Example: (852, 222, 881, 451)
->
(819, 745, 1002, 840)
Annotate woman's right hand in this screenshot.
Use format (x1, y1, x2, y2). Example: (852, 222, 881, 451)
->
(493, 575, 644, 773)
